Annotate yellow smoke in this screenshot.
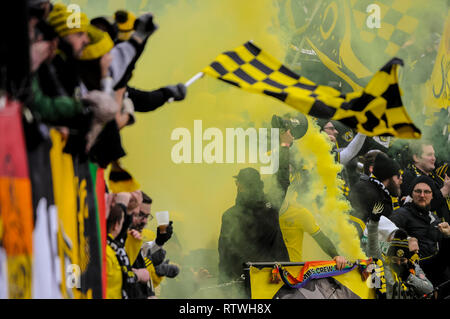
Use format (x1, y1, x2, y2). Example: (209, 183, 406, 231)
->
(120, 0, 291, 254)
(67, 0, 367, 269)
(292, 118, 366, 260)
(59, 0, 449, 299)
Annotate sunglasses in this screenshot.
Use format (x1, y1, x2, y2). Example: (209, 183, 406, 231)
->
(135, 211, 153, 220)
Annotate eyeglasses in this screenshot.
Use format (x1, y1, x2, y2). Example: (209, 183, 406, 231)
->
(136, 211, 153, 220)
(413, 189, 432, 195)
(323, 126, 337, 131)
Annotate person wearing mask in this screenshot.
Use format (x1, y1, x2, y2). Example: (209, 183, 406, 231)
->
(218, 124, 300, 292)
(218, 167, 290, 294)
(366, 205, 433, 299)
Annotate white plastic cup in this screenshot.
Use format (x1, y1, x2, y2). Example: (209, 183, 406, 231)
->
(155, 211, 170, 233)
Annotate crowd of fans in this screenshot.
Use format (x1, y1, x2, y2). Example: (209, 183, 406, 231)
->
(5, 0, 188, 299)
(1, 0, 449, 300)
(218, 116, 450, 299)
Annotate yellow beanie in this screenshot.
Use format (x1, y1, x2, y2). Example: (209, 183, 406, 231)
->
(47, 3, 89, 37)
(114, 10, 136, 41)
(79, 25, 114, 60)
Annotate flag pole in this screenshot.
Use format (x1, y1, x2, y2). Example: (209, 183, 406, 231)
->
(168, 72, 204, 103)
(185, 72, 204, 87)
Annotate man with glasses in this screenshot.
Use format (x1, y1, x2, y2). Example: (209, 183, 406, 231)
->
(390, 175, 450, 298)
(130, 192, 178, 298)
(321, 121, 339, 144)
(131, 192, 154, 233)
(401, 141, 450, 221)
(366, 220, 433, 299)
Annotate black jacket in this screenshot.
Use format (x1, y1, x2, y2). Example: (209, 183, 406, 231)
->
(127, 86, 171, 113)
(218, 147, 291, 283)
(131, 253, 154, 299)
(389, 202, 444, 259)
(348, 175, 394, 237)
(218, 197, 290, 283)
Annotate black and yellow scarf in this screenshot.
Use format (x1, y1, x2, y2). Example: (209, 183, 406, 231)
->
(107, 234, 138, 299)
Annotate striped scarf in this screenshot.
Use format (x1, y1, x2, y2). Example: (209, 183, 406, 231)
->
(107, 234, 138, 299)
(368, 176, 392, 199)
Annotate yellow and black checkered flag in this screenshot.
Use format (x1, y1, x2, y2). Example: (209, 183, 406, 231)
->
(202, 41, 421, 139)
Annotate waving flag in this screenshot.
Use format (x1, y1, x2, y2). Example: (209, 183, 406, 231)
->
(203, 41, 421, 138)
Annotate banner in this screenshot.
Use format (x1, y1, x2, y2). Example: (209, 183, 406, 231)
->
(90, 163, 107, 299)
(247, 260, 381, 299)
(73, 159, 103, 299)
(424, 9, 449, 110)
(49, 129, 103, 298)
(27, 126, 62, 298)
(275, 259, 372, 289)
(0, 98, 34, 299)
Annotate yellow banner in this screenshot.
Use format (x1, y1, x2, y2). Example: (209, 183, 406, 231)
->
(425, 10, 450, 110)
(249, 264, 375, 299)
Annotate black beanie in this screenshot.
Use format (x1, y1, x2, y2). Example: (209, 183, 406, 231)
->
(373, 153, 401, 181)
(408, 175, 436, 197)
(387, 229, 412, 259)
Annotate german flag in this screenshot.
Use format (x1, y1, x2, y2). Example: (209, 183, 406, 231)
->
(203, 41, 421, 139)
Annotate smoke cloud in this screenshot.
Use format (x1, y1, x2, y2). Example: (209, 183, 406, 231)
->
(68, 0, 448, 298)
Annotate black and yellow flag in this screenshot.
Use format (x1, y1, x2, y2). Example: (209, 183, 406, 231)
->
(203, 41, 421, 139)
(107, 160, 140, 194)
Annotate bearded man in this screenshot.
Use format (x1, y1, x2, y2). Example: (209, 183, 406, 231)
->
(348, 152, 403, 238)
(390, 176, 450, 298)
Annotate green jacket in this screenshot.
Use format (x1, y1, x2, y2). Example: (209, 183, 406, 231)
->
(30, 76, 88, 124)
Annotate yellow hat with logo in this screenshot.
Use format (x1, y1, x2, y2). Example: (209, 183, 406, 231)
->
(47, 3, 89, 37)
